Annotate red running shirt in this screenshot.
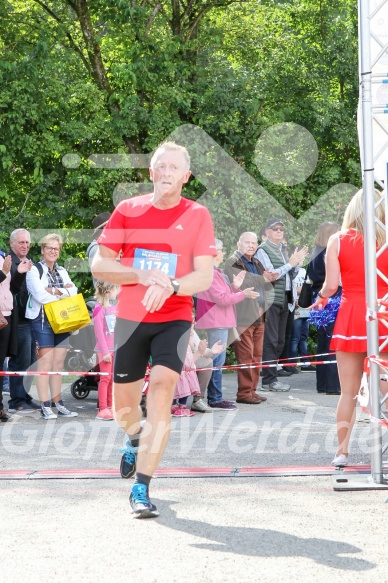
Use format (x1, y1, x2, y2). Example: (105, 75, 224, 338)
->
(97, 195, 216, 323)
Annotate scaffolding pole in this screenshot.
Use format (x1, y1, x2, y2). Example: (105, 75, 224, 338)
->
(333, 0, 388, 490)
(359, 0, 384, 484)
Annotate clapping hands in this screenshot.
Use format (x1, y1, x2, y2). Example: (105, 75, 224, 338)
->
(289, 246, 309, 268)
(1, 255, 12, 275)
(209, 340, 226, 355)
(17, 259, 32, 274)
(197, 338, 226, 357)
(233, 270, 246, 289)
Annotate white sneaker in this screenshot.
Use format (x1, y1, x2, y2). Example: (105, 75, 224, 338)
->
(191, 399, 213, 413)
(41, 404, 57, 420)
(268, 381, 291, 392)
(331, 454, 348, 467)
(52, 400, 78, 417)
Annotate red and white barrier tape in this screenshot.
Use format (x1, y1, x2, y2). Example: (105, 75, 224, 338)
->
(0, 352, 338, 377)
(358, 355, 388, 426)
(0, 371, 109, 377)
(360, 406, 388, 427)
(367, 298, 388, 321)
(184, 359, 337, 374)
(264, 352, 334, 364)
(368, 355, 388, 370)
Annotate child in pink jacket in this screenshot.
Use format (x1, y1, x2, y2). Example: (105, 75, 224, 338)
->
(93, 281, 119, 420)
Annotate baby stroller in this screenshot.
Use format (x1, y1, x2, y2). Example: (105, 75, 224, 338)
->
(66, 299, 100, 400)
(67, 300, 149, 416)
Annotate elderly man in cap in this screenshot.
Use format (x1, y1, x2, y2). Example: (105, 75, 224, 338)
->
(255, 218, 308, 392)
(87, 212, 111, 286)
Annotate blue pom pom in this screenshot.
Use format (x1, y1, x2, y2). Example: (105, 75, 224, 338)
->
(308, 294, 342, 328)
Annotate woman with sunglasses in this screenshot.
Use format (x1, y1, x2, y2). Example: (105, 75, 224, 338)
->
(26, 234, 78, 420)
(255, 218, 308, 391)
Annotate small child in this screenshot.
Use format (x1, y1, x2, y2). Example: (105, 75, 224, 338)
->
(172, 324, 225, 417)
(172, 329, 201, 417)
(93, 280, 119, 420)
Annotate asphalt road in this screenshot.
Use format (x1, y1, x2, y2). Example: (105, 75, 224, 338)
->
(0, 370, 377, 470)
(1, 370, 388, 582)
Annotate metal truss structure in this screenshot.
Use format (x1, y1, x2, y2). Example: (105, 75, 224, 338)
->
(333, 0, 388, 490)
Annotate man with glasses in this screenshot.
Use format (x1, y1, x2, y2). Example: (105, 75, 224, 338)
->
(7, 229, 39, 413)
(255, 218, 308, 391)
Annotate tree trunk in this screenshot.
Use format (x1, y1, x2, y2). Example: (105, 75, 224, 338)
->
(72, 0, 111, 93)
(69, 0, 141, 154)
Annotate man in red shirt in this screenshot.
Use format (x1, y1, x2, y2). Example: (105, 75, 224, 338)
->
(92, 142, 216, 518)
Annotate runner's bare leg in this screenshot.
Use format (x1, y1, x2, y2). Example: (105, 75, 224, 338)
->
(137, 365, 179, 476)
(113, 365, 178, 477)
(113, 379, 143, 435)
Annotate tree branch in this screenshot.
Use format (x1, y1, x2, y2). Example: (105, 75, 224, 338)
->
(171, 0, 181, 36)
(13, 186, 39, 220)
(69, 0, 111, 92)
(181, 0, 196, 23)
(64, 0, 142, 155)
(31, 0, 91, 74)
(177, 0, 249, 41)
(185, 5, 212, 40)
(144, 3, 162, 37)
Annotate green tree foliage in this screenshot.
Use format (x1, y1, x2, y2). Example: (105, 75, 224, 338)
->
(0, 0, 361, 288)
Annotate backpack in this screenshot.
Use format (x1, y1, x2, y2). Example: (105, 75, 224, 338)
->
(35, 261, 44, 279)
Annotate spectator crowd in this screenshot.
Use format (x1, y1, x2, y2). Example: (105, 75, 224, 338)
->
(0, 218, 341, 424)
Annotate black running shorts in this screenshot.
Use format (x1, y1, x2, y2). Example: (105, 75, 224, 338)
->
(114, 318, 191, 383)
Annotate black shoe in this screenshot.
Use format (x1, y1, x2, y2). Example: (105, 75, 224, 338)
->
(0, 410, 10, 422)
(301, 365, 316, 372)
(326, 390, 341, 395)
(119, 440, 138, 479)
(283, 366, 299, 374)
(130, 484, 159, 518)
(278, 369, 292, 377)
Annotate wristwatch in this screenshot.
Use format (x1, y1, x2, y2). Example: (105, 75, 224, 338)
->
(317, 291, 326, 299)
(171, 279, 180, 295)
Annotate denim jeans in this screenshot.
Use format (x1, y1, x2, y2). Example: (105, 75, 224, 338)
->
(0, 319, 11, 409)
(289, 317, 309, 361)
(206, 328, 229, 403)
(8, 323, 36, 408)
(2, 358, 9, 390)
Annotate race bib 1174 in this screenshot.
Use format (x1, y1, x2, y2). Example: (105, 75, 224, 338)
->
(133, 248, 178, 277)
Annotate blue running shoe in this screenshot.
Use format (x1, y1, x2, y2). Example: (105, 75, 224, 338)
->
(119, 440, 138, 479)
(130, 484, 159, 518)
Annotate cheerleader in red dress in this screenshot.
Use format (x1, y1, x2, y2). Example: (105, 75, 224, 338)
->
(310, 189, 388, 467)
(330, 229, 388, 351)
